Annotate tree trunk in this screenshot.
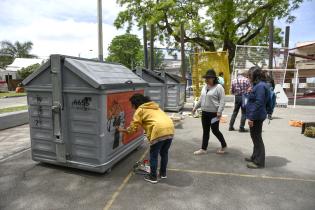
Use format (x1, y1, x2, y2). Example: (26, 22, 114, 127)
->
(223, 40, 236, 73)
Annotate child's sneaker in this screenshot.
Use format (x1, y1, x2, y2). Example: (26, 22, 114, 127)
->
(144, 174, 158, 184)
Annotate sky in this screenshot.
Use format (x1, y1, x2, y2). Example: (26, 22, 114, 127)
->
(0, 0, 314, 59)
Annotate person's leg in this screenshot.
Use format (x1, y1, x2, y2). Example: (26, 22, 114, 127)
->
(249, 124, 257, 160)
(159, 139, 173, 177)
(210, 115, 227, 149)
(229, 96, 241, 130)
(201, 111, 211, 150)
(149, 141, 163, 178)
(253, 120, 265, 167)
(239, 106, 247, 130)
(248, 120, 265, 168)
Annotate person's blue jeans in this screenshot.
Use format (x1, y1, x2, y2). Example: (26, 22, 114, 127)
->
(150, 139, 172, 178)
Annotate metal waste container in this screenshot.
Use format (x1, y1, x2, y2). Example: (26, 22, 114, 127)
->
(168, 73, 186, 108)
(155, 71, 185, 112)
(133, 68, 166, 110)
(22, 55, 148, 173)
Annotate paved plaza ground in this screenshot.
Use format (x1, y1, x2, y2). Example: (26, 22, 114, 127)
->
(1, 102, 315, 210)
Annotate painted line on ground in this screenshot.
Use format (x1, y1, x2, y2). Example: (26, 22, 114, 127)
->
(103, 148, 149, 210)
(0, 147, 31, 163)
(168, 168, 315, 183)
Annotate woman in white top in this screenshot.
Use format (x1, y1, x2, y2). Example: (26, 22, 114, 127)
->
(192, 69, 227, 155)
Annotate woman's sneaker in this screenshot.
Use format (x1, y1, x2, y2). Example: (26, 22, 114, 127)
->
(194, 149, 207, 155)
(144, 174, 158, 184)
(158, 173, 167, 179)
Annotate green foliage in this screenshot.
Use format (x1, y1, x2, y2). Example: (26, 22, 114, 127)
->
(105, 33, 165, 69)
(0, 40, 37, 58)
(148, 49, 166, 69)
(0, 105, 28, 114)
(105, 34, 143, 69)
(249, 26, 283, 46)
(17, 63, 40, 80)
(0, 55, 14, 68)
(114, 0, 304, 65)
(0, 40, 37, 68)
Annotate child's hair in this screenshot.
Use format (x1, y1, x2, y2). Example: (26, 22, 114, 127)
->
(219, 72, 224, 77)
(129, 94, 151, 109)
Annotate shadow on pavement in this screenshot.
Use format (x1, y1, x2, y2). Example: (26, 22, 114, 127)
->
(265, 156, 290, 168)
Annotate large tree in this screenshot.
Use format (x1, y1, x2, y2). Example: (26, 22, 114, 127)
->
(0, 40, 37, 68)
(106, 34, 143, 69)
(114, 0, 303, 66)
(0, 41, 36, 58)
(106, 33, 165, 69)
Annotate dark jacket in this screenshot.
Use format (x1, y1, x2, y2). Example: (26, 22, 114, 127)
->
(246, 81, 272, 121)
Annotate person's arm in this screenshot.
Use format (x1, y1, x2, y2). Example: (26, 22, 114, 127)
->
(217, 85, 225, 117)
(192, 87, 203, 113)
(117, 108, 142, 134)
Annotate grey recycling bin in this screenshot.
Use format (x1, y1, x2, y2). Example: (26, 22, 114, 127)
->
(22, 55, 148, 173)
(133, 68, 166, 110)
(155, 71, 185, 112)
(168, 73, 186, 108)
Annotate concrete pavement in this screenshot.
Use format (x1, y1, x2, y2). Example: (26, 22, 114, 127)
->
(0, 124, 30, 160)
(0, 96, 27, 109)
(1, 104, 315, 210)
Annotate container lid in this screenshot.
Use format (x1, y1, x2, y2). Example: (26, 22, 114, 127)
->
(23, 55, 148, 89)
(132, 68, 165, 84)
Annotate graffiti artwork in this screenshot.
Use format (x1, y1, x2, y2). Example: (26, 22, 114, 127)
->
(107, 90, 144, 149)
(71, 97, 92, 111)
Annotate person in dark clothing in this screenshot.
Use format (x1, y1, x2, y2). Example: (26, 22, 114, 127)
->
(229, 69, 251, 132)
(245, 66, 272, 169)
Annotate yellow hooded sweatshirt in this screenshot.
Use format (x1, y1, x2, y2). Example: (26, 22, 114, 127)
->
(126, 101, 174, 143)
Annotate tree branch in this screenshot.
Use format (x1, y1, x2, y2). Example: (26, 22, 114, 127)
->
(235, 2, 273, 29)
(238, 14, 268, 45)
(237, 24, 252, 44)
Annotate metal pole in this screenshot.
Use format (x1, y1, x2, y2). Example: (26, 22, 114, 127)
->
(97, 0, 104, 62)
(149, 24, 155, 70)
(283, 26, 290, 85)
(284, 26, 290, 49)
(180, 23, 187, 101)
(143, 25, 149, 69)
(180, 23, 186, 82)
(268, 19, 274, 72)
(294, 69, 299, 108)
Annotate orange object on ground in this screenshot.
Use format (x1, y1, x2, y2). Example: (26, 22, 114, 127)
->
(15, 87, 24, 93)
(289, 120, 304, 127)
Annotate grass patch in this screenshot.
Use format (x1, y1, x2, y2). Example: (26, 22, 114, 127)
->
(0, 91, 26, 99)
(0, 105, 28, 114)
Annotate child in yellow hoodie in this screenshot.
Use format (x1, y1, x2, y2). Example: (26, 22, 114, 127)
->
(117, 93, 174, 184)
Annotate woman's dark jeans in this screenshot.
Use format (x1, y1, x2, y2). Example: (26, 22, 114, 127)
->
(249, 120, 265, 167)
(201, 111, 227, 150)
(150, 139, 172, 178)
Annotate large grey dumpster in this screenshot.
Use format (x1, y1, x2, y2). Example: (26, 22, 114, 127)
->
(168, 73, 186, 108)
(22, 55, 148, 173)
(155, 71, 185, 112)
(133, 68, 166, 110)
